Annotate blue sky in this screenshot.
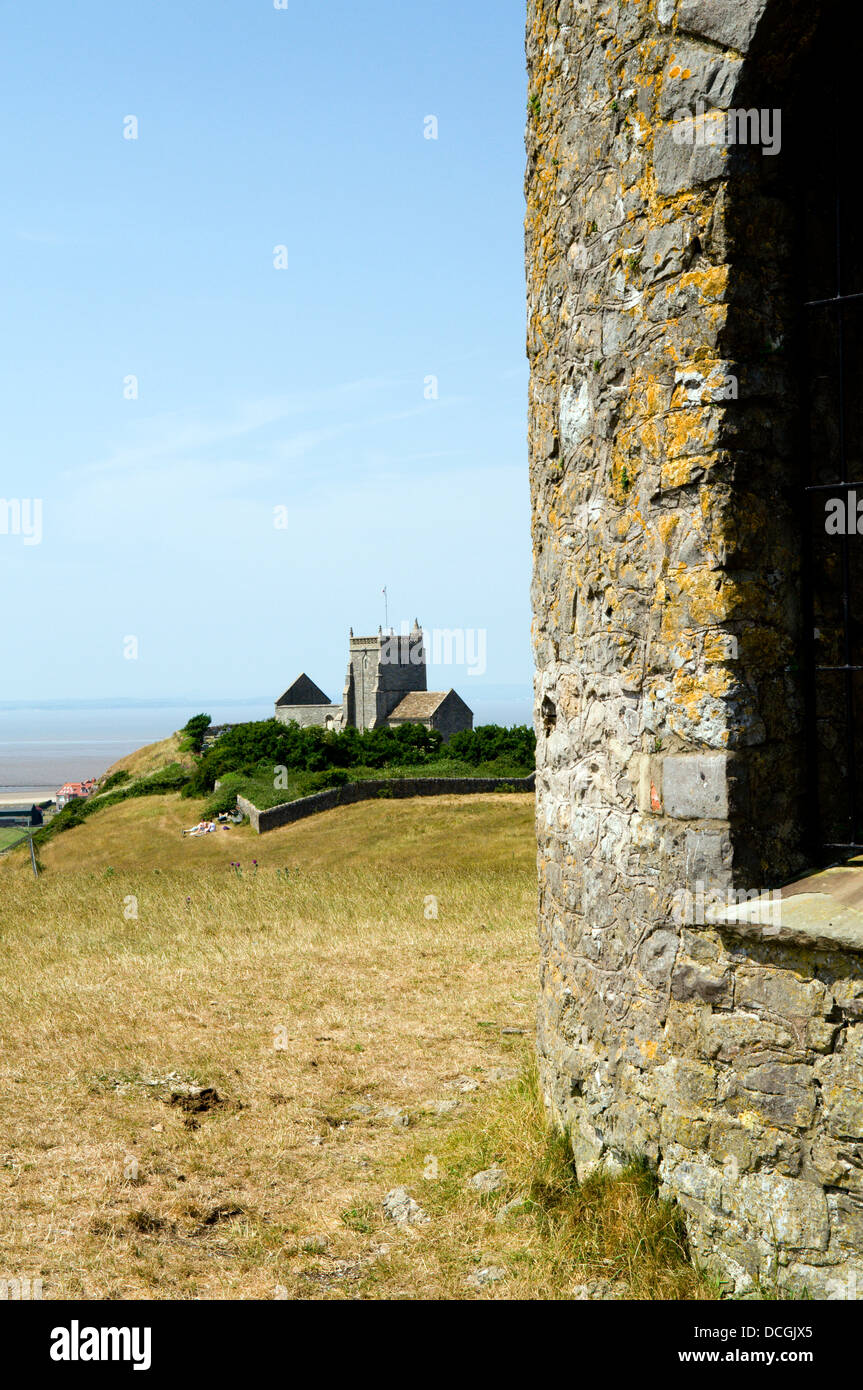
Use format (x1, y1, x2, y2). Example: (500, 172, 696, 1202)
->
(1, 0, 529, 705)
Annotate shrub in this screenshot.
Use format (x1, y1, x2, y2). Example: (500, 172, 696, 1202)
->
(179, 713, 212, 754)
(183, 720, 535, 796)
(304, 768, 349, 794)
(446, 725, 536, 768)
(99, 770, 131, 792)
(128, 764, 190, 796)
(202, 772, 247, 819)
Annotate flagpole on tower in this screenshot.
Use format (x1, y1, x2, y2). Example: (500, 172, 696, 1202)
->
(382, 586, 388, 632)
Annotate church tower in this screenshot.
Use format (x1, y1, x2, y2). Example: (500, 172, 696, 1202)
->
(342, 620, 427, 732)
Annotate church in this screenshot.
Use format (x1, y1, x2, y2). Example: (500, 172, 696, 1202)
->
(275, 621, 473, 741)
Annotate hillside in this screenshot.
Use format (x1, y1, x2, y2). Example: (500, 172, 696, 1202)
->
(2, 792, 536, 876)
(100, 732, 193, 782)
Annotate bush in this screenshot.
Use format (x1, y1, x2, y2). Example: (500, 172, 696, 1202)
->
(304, 768, 349, 793)
(446, 725, 536, 768)
(130, 763, 190, 795)
(202, 771, 247, 819)
(203, 787, 240, 818)
(179, 713, 212, 754)
(183, 719, 535, 796)
(100, 770, 131, 792)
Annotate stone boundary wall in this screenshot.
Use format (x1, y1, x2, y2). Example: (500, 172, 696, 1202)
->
(238, 775, 536, 834)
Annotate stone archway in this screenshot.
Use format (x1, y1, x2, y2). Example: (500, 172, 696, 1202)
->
(527, 0, 863, 1295)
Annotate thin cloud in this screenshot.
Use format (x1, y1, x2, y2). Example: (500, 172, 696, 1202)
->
(70, 376, 419, 480)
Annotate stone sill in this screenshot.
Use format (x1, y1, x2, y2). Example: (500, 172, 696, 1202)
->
(708, 863, 863, 954)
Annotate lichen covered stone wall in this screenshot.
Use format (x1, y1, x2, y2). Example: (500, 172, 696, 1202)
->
(660, 920, 863, 1296)
(527, 0, 863, 1292)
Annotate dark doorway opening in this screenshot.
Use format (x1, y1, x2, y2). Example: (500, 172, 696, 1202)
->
(799, 8, 863, 857)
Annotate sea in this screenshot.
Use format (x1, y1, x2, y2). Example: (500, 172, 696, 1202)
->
(0, 691, 534, 805)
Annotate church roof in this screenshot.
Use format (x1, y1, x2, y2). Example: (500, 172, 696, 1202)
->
(276, 673, 332, 707)
(388, 691, 459, 720)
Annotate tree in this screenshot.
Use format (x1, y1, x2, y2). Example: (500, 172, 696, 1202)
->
(180, 713, 212, 754)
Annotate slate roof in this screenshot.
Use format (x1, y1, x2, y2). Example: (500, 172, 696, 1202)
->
(388, 691, 453, 720)
(275, 673, 332, 706)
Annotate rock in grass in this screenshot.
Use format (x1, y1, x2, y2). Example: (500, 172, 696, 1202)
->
(495, 1196, 529, 1222)
(375, 1105, 410, 1129)
(468, 1168, 508, 1193)
(571, 1279, 629, 1300)
(467, 1265, 507, 1288)
(383, 1188, 430, 1227)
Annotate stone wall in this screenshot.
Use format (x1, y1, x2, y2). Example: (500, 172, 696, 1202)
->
(527, 0, 863, 1293)
(238, 775, 535, 834)
(655, 915, 863, 1297)
(274, 703, 343, 730)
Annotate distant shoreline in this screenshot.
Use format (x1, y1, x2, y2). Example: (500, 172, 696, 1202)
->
(0, 686, 532, 713)
(0, 694, 535, 806)
(0, 791, 58, 806)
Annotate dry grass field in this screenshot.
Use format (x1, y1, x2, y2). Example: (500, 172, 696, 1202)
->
(0, 793, 715, 1300)
(4, 791, 534, 877)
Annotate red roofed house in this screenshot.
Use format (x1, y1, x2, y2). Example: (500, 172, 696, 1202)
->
(57, 779, 97, 809)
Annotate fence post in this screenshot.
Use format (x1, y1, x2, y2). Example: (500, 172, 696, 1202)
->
(27, 830, 38, 880)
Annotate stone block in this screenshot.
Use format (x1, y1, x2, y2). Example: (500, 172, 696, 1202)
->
(671, 962, 732, 1005)
(660, 1151, 723, 1209)
(814, 1054, 863, 1141)
(634, 753, 664, 815)
(661, 1111, 711, 1151)
(680, 928, 722, 962)
(637, 928, 680, 987)
(659, 39, 743, 119)
(653, 125, 728, 197)
(842, 1024, 863, 1067)
(806, 1019, 840, 1053)
(737, 1063, 816, 1129)
(664, 1001, 707, 1055)
(684, 828, 732, 883)
(723, 1173, 829, 1252)
(726, 1077, 816, 1131)
(662, 754, 728, 820)
(781, 1262, 863, 1300)
(740, 1061, 812, 1096)
(809, 1137, 861, 1189)
(656, 1056, 717, 1111)
(700, 1011, 794, 1061)
(559, 379, 592, 449)
(566, 1099, 606, 1182)
(677, 0, 768, 54)
(829, 1194, 863, 1251)
(709, 1121, 755, 1174)
(643, 221, 688, 284)
(735, 967, 832, 1024)
(831, 978, 863, 1020)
